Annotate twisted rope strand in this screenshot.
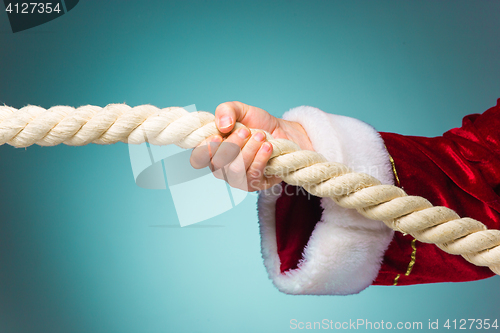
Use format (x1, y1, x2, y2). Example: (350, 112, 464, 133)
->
(2, 104, 500, 275)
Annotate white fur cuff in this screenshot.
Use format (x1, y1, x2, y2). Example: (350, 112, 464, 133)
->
(257, 106, 395, 295)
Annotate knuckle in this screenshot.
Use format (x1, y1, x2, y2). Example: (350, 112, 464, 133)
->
(190, 154, 206, 169)
(228, 162, 245, 176)
(212, 170, 223, 180)
(212, 154, 232, 170)
(248, 178, 261, 191)
(215, 102, 233, 115)
(248, 169, 262, 180)
(216, 102, 229, 110)
(211, 159, 224, 171)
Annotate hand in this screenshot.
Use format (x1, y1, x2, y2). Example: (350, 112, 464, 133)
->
(190, 101, 314, 192)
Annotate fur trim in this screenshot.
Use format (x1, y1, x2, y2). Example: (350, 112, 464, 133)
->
(258, 106, 395, 295)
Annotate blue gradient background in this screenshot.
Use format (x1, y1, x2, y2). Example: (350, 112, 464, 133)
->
(1, 1, 499, 332)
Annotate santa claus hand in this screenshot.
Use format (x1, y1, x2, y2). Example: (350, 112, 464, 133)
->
(189, 127, 281, 191)
(213, 101, 314, 151)
(189, 101, 313, 191)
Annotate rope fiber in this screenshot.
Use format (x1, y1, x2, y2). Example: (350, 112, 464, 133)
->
(2, 103, 500, 275)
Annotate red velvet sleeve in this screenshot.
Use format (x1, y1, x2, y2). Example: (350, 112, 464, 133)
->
(373, 99, 500, 286)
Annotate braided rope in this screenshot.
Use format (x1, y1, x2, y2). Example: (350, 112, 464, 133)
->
(2, 103, 500, 275)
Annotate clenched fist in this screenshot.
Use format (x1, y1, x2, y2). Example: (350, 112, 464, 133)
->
(190, 101, 313, 192)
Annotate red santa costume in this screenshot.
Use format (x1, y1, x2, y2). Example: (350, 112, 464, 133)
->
(257, 99, 500, 295)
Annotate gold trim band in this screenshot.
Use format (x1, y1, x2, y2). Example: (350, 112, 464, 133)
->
(393, 238, 417, 285)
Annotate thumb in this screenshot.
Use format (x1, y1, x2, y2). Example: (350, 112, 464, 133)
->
(215, 101, 248, 134)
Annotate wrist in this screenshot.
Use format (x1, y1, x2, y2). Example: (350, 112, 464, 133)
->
(273, 119, 314, 151)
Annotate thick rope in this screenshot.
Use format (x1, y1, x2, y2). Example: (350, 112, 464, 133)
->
(2, 103, 500, 275)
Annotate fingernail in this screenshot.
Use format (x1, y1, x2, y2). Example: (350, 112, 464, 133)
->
(237, 128, 250, 139)
(261, 142, 272, 153)
(253, 132, 265, 142)
(218, 116, 233, 129)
